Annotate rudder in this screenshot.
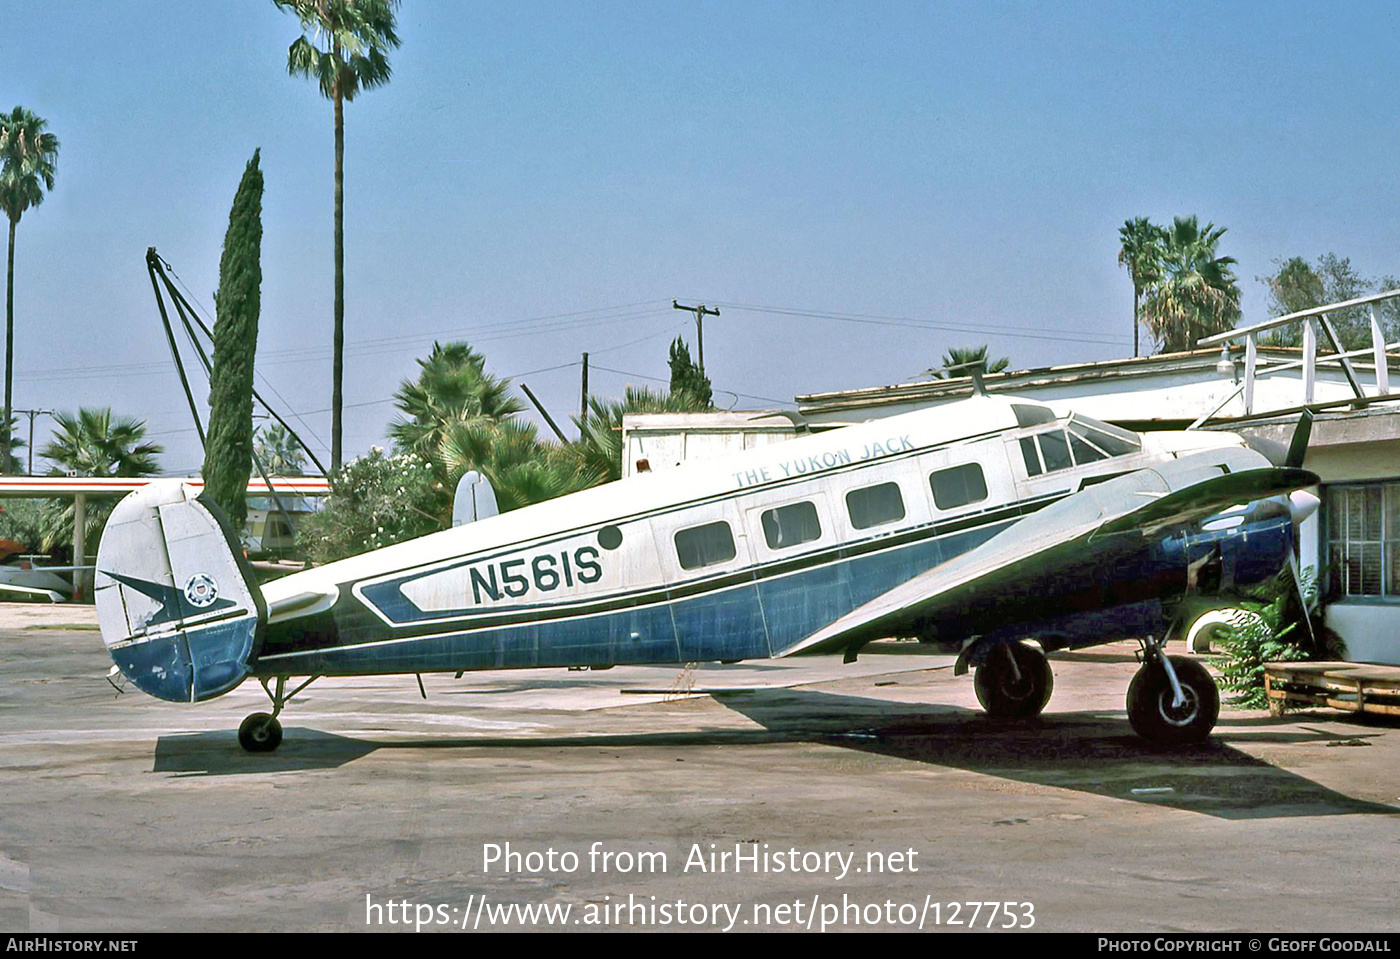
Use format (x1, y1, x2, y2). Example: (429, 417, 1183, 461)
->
(95, 481, 266, 703)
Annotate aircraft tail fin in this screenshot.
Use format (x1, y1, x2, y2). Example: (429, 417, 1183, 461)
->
(95, 481, 266, 703)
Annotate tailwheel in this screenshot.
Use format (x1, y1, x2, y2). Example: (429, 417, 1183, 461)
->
(235, 674, 320, 752)
(238, 712, 283, 752)
(1127, 652, 1219, 747)
(974, 641, 1054, 719)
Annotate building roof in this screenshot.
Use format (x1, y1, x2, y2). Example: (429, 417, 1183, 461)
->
(795, 347, 1390, 429)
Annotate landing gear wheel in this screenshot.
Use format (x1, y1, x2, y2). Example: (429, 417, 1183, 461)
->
(974, 642, 1054, 719)
(1127, 655, 1219, 747)
(238, 712, 283, 752)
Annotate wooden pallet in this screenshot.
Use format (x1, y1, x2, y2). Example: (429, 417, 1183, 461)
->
(1263, 661, 1400, 718)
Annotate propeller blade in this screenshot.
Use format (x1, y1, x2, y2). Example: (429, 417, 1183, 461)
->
(1285, 409, 1314, 469)
(1286, 551, 1319, 655)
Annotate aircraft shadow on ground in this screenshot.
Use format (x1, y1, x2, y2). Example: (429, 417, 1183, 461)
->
(151, 686, 1400, 821)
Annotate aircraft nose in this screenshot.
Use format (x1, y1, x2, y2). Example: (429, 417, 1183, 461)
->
(1289, 489, 1321, 524)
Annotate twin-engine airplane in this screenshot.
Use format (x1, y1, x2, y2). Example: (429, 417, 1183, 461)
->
(94, 394, 1319, 752)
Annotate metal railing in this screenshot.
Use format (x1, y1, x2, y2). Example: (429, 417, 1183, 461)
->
(1195, 288, 1400, 418)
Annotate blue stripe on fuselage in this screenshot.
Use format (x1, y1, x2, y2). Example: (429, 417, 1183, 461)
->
(254, 517, 1016, 676)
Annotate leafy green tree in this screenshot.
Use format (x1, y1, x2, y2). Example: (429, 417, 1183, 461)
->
(1140, 216, 1242, 354)
(1257, 254, 1399, 349)
(0, 499, 45, 554)
(254, 423, 307, 476)
(389, 341, 525, 458)
(668, 337, 713, 408)
(0, 107, 59, 474)
(202, 151, 263, 533)
(1118, 217, 1167, 358)
(928, 344, 1010, 379)
(275, 0, 401, 472)
(37, 408, 162, 551)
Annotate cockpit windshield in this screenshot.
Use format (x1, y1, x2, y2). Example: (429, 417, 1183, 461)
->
(1065, 414, 1142, 457)
(1019, 413, 1142, 477)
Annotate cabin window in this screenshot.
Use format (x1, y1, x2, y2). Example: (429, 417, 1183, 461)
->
(846, 482, 906, 530)
(1327, 483, 1400, 599)
(761, 501, 822, 550)
(674, 521, 737, 570)
(930, 463, 988, 511)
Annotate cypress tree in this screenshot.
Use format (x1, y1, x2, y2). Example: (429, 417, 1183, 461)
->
(667, 337, 713, 409)
(203, 150, 263, 532)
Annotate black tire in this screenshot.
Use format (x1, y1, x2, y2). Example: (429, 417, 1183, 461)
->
(974, 642, 1054, 719)
(238, 712, 283, 753)
(1127, 655, 1219, 747)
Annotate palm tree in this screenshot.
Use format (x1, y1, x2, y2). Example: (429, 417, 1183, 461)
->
(437, 417, 592, 515)
(254, 423, 307, 475)
(1140, 216, 1242, 354)
(37, 408, 162, 551)
(928, 345, 1010, 379)
(389, 341, 525, 458)
(1117, 217, 1166, 358)
(3, 415, 24, 474)
(275, 0, 400, 472)
(570, 385, 711, 484)
(0, 107, 59, 475)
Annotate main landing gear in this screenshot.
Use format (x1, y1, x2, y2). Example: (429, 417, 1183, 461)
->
(970, 637, 1220, 746)
(974, 641, 1054, 719)
(1127, 637, 1219, 747)
(237, 675, 319, 753)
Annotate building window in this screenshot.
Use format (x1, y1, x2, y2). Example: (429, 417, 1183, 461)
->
(675, 521, 737, 570)
(846, 482, 906, 530)
(1327, 483, 1400, 598)
(761, 501, 822, 550)
(930, 463, 988, 511)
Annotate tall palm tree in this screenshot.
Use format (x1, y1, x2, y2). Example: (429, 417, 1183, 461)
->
(275, 0, 400, 472)
(1117, 217, 1166, 358)
(0, 107, 59, 475)
(928, 345, 1010, 379)
(37, 408, 162, 552)
(1140, 216, 1242, 354)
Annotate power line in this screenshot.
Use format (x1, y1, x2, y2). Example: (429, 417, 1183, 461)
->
(704, 300, 1132, 347)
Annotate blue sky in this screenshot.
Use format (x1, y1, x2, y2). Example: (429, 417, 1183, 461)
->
(3, 1, 1397, 473)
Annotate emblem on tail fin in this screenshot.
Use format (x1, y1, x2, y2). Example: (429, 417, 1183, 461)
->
(183, 573, 219, 608)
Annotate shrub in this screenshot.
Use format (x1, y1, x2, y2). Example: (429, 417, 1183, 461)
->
(297, 448, 446, 564)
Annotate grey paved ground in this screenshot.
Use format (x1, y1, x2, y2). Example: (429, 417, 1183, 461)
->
(2, 606, 1399, 933)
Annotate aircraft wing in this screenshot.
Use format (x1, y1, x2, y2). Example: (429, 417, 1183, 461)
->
(780, 449, 1317, 657)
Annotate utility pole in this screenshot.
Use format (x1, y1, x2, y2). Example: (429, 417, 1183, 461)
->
(14, 408, 51, 475)
(580, 352, 589, 425)
(672, 300, 720, 375)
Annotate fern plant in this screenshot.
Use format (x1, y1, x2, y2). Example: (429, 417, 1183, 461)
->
(1212, 569, 1336, 709)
